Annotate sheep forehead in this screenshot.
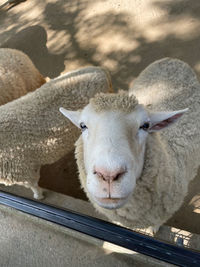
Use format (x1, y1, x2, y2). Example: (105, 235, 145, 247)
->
(89, 91, 138, 113)
(81, 107, 128, 129)
(81, 102, 146, 136)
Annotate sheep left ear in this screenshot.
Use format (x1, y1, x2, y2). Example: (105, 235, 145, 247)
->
(148, 108, 188, 132)
(59, 107, 81, 128)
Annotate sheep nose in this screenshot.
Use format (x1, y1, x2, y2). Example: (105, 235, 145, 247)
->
(94, 167, 126, 182)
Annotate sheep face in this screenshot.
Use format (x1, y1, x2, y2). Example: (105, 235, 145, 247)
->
(60, 93, 187, 210)
(79, 104, 149, 209)
(60, 102, 150, 209)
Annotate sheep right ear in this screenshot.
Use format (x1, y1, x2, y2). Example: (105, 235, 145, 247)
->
(148, 108, 188, 132)
(59, 107, 81, 128)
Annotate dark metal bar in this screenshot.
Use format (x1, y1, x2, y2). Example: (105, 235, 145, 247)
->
(0, 190, 199, 267)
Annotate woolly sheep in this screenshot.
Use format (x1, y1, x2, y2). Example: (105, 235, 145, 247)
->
(60, 58, 200, 234)
(0, 48, 45, 105)
(0, 66, 112, 199)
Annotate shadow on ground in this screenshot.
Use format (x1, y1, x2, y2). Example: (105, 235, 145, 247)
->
(41, 0, 200, 89)
(1, 0, 200, 87)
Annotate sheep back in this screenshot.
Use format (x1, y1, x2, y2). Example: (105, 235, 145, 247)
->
(130, 58, 200, 182)
(0, 48, 45, 105)
(0, 66, 112, 186)
(128, 58, 200, 228)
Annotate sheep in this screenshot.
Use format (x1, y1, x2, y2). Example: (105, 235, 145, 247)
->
(60, 58, 200, 234)
(0, 48, 46, 105)
(0, 66, 112, 199)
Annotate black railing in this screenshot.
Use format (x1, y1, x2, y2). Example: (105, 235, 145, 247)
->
(0, 190, 199, 267)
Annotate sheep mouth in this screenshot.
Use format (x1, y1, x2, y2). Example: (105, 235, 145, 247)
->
(93, 196, 128, 209)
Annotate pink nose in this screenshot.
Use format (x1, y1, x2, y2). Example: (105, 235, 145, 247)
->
(94, 167, 126, 182)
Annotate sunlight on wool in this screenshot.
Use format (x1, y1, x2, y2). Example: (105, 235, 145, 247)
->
(46, 138, 58, 146)
(50, 127, 69, 133)
(129, 81, 167, 107)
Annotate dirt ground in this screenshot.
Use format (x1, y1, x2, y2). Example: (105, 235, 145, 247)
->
(1, 0, 200, 234)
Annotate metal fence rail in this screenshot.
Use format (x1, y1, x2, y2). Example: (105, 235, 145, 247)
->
(0, 190, 199, 267)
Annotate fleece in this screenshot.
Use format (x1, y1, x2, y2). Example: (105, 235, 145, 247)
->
(0, 66, 112, 196)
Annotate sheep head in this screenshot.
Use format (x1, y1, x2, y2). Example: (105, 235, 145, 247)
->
(60, 91, 187, 210)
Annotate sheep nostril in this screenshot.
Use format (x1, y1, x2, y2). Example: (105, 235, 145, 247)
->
(113, 171, 126, 181)
(114, 173, 121, 181)
(93, 167, 126, 182)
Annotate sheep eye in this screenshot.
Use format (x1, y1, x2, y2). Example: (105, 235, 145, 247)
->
(140, 122, 150, 131)
(80, 122, 87, 131)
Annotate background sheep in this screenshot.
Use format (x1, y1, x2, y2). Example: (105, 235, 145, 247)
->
(60, 58, 200, 234)
(0, 48, 46, 105)
(0, 66, 112, 199)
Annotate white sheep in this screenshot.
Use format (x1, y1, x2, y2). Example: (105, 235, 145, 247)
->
(60, 58, 200, 234)
(0, 66, 112, 199)
(0, 48, 46, 105)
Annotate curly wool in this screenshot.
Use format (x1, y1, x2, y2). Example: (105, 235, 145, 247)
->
(90, 91, 138, 113)
(0, 66, 112, 193)
(0, 48, 45, 105)
(75, 58, 200, 232)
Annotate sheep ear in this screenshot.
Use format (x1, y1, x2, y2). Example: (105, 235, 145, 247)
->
(59, 107, 81, 128)
(148, 108, 188, 132)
